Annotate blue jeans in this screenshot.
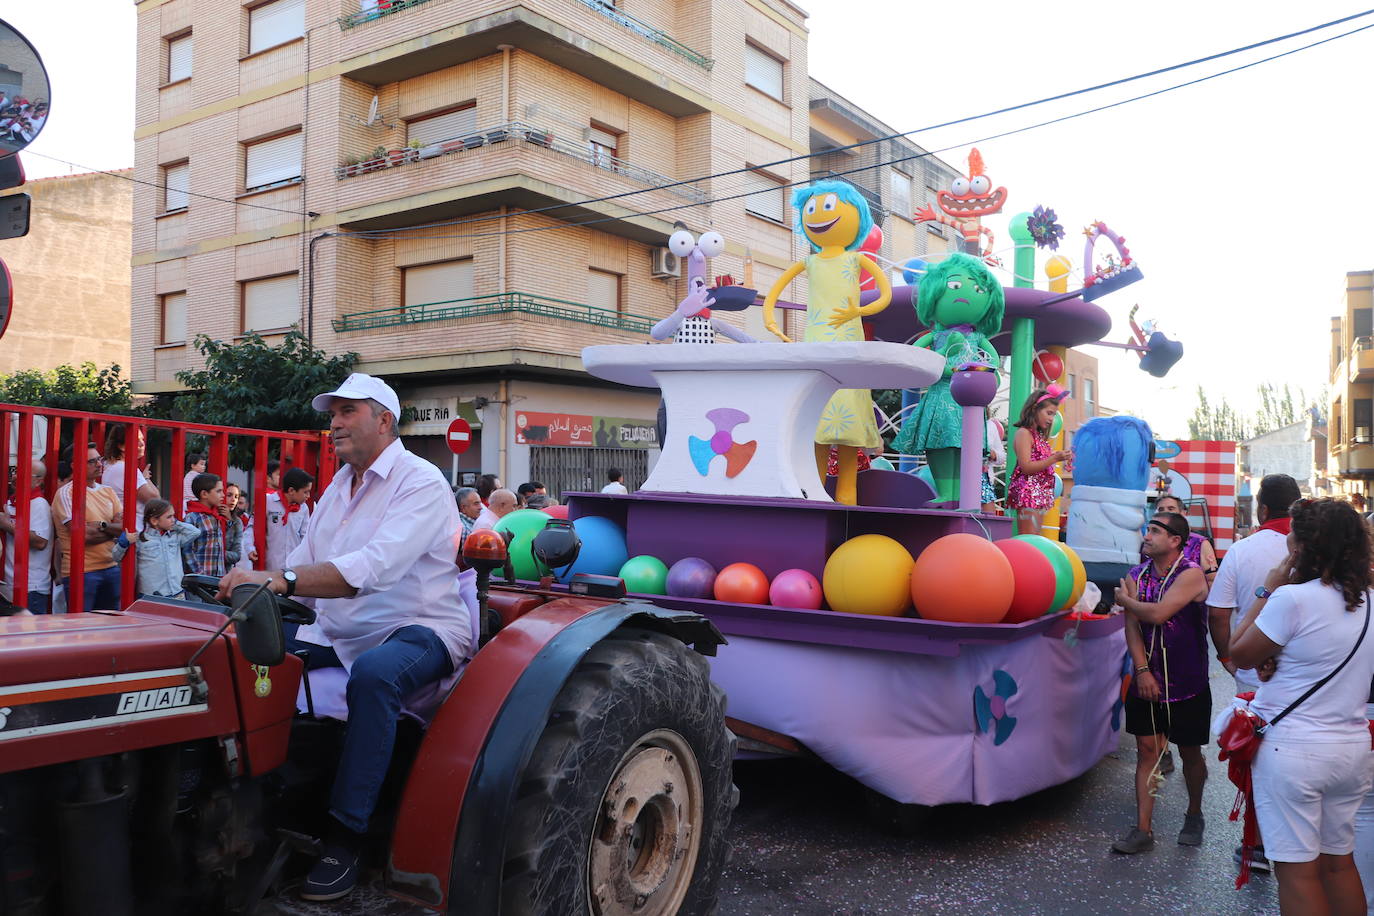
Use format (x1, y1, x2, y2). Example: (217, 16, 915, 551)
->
(287, 626, 453, 834)
(64, 566, 122, 612)
(25, 590, 50, 614)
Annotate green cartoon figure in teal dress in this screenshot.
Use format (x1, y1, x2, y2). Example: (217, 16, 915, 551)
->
(892, 252, 1004, 504)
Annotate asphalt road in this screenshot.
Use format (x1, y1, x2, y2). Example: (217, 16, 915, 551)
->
(717, 668, 1282, 916)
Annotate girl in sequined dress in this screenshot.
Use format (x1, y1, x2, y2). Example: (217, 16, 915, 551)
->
(1008, 386, 1070, 535)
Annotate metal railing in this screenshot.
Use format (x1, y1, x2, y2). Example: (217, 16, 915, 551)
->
(336, 120, 706, 203)
(338, 0, 435, 29)
(332, 290, 656, 334)
(572, 0, 713, 70)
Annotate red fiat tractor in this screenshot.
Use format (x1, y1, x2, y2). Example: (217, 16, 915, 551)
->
(0, 534, 736, 914)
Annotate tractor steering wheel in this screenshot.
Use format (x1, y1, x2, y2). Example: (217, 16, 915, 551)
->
(179, 574, 317, 625)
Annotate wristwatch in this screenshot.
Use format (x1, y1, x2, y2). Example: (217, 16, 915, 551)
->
(1255, 585, 1273, 600)
(99, 521, 108, 533)
(281, 568, 298, 598)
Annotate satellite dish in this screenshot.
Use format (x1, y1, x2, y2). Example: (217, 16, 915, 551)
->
(366, 95, 379, 126)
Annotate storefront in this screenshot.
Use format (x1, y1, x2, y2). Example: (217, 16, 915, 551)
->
(397, 394, 483, 487)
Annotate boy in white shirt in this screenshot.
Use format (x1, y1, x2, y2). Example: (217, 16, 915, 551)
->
(0, 461, 54, 613)
(265, 466, 313, 573)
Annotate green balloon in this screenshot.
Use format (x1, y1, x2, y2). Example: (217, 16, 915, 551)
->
(619, 555, 669, 595)
(495, 509, 556, 581)
(1014, 534, 1072, 613)
(1050, 410, 1064, 439)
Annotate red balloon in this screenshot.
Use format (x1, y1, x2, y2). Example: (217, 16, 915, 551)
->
(1031, 350, 1065, 385)
(542, 504, 569, 519)
(858, 225, 884, 290)
(714, 562, 770, 605)
(994, 539, 1057, 623)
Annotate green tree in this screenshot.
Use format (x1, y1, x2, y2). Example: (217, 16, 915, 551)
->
(169, 332, 359, 463)
(0, 362, 135, 414)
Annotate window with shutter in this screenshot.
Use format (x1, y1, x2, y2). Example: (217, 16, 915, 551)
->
(161, 292, 187, 344)
(743, 168, 785, 224)
(404, 260, 474, 309)
(249, 0, 304, 55)
(406, 106, 478, 147)
(587, 269, 621, 313)
(889, 169, 912, 221)
(242, 274, 299, 332)
(163, 162, 189, 212)
(588, 125, 619, 167)
(744, 43, 784, 100)
(244, 132, 302, 191)
(167, 34, 192, 82)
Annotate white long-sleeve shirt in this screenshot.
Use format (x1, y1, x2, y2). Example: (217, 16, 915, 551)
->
(286, 438, 476, 701)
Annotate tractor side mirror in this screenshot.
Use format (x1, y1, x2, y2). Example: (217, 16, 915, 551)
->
(232, 583, 285, 667)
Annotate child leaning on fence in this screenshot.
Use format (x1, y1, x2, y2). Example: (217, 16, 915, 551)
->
(112, 499, 203, 599)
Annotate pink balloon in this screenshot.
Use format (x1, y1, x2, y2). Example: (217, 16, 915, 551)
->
(769, 568, 824, 610)
(542, 504, 570, 519)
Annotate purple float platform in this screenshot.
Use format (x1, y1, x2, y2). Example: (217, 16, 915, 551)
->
(562, 490, 1127, 805)
(858, 284, 1113, 350)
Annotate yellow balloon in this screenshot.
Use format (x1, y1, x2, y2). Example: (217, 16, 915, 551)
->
(1056, 542, 1088, 610)
(823, 534, 914, 616)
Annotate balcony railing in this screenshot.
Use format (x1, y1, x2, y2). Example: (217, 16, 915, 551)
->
(336, 120, 706, 204)
(332, 290, 656, 334)
(338, 0, 434, 29)
(573, 0, 713, 70)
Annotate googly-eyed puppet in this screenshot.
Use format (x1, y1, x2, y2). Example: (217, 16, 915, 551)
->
(650, 226, 758, 345)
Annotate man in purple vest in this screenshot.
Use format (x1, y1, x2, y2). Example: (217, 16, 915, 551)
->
(1110, 511, 1215, 854)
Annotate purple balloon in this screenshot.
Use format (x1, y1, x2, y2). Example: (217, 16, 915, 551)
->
(666, 556, 718, 599)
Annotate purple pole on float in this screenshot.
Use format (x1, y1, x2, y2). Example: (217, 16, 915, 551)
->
(950, 366, 999, 512)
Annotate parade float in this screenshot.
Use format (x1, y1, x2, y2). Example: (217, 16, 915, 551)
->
(493, 170, 1187, 808)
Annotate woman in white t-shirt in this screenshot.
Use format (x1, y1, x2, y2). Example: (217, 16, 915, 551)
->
(1232, 497, 1374, 915)
(102, 426, 161, 532)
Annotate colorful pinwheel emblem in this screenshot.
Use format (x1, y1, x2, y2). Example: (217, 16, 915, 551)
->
(973, 669, 1018, 746)
(1027, 205, 1065, 251)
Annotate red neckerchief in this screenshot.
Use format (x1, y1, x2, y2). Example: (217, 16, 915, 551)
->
(265, 487, 279, 498)
(281, 502, 302, 525)
(1258, 517, 1291, 536)
(186, 500, 227, 535)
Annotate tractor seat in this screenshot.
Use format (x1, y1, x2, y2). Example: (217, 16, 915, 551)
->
(292, 590, 551, 722)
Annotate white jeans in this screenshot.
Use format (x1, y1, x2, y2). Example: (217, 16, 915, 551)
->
(1253, 738, 1374, 863)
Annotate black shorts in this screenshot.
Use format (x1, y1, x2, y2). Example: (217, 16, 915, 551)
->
(1124, 690, 1212, 747)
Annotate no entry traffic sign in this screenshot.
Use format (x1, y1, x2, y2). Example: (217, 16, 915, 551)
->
(446, 417, 472, 455)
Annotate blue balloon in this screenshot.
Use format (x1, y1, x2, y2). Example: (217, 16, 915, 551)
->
(1053, 473, 1064, 499)
(568, 516, 629, 578)
(901, 258, 928, 285)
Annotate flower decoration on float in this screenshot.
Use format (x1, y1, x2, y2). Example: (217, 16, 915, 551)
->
(1026, 205, 1065, 250)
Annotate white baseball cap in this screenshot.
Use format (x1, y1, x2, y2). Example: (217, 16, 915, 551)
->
(312, 372, 401, 418)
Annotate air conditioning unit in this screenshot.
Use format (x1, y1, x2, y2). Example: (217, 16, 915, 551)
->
(650, 247, 680, 279)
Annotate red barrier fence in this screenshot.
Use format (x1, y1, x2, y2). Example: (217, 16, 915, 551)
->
(0, 403, 336, 613)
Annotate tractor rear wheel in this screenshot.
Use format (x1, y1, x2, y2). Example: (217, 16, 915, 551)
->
(501, 627, 736, 915)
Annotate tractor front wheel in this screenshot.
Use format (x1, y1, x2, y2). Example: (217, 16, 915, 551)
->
(501, 627, 736, 915)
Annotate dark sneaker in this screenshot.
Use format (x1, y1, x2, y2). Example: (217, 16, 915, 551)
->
(1111, 827, 1155, 854)
(1158, 750, 1175, 775)
(1233, 845, 1272, 874)
(1178, 813, 1205, 846)
(300, 844, 359, 902)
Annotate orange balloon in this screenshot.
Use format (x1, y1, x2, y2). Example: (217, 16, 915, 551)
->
(910, 533, 1014, 623)
(994, 539, 1057, 623)
(714, 562, 770, 605)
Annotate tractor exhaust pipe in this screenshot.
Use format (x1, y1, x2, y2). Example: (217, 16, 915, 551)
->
(58, 759, 132, 916)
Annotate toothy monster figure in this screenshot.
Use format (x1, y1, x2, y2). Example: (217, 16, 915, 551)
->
(650, 226, 757, 345)
(892, 252, 1003, 505)
(1066, 416, 1153, 569)
(914, 148, 1007, 262)
(761, 179, 892, 506)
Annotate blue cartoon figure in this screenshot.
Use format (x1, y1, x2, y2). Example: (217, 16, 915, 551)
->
(1066, 416, 1153, 570)
(761, 179, 892, 506)
(892, 252, 1004, 504)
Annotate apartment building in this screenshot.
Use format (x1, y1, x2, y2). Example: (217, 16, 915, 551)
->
(132, 0, 845, 494)
(1326, 269, 1374, 499)
(0, 171, 132, 376)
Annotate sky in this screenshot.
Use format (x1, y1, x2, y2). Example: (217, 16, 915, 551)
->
(4, 1, 1371, 439)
